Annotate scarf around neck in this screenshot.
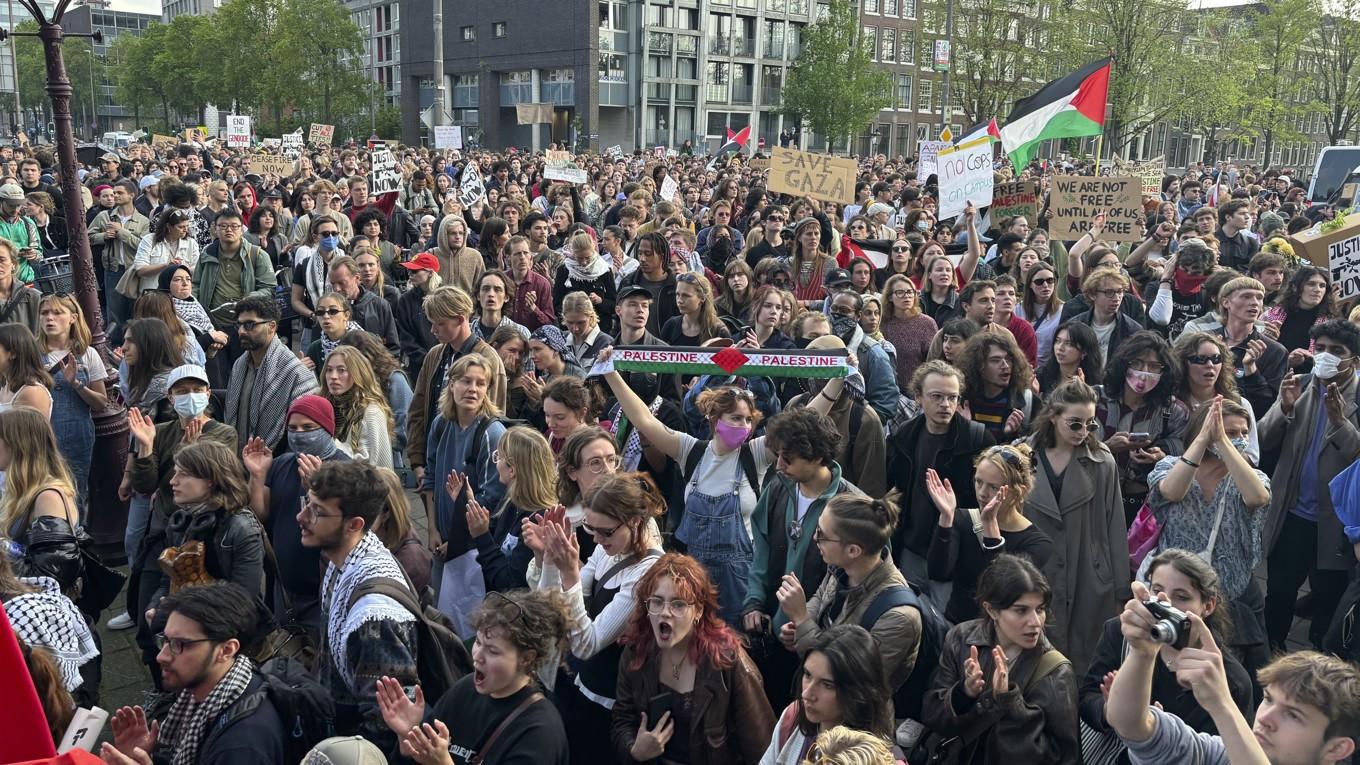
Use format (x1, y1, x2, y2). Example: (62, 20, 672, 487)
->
(565, 252, 612, 284)
(320, 531, 413, 689)
(159, 654, 255, 765)
(321, 320, 364, 361)
(173, 296, 214, 333)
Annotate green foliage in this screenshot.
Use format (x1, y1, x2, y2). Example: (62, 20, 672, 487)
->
(1175, 12, 1254, 163)
(1239, 0, 1322, 164)
(1307, 2, 1360, 145)
(14, 21, 100, 133)
(780, 0, 892, 151)
(950, 0, 1048, 127)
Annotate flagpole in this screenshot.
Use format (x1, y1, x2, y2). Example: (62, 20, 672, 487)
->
(1095, 132, 1104, 174)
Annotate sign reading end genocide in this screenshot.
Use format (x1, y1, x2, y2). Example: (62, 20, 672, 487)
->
(769, 148, 856, 204)
(1049, 176, 1145, 242)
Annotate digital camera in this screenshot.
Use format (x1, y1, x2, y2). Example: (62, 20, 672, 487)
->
(1144, 599, 1191, 650)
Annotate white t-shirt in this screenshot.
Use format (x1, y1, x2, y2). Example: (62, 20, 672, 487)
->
(44, 347, 107, 384)
(1091, 318, 1117, 366)
(677, 433, 771, 538)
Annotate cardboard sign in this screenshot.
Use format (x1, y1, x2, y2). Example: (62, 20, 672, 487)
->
(917, 140, 950, 178)
(990, 180, 1038, 223)
(659, 174, 679, 204)
(605, 145, 623, 157)
(653, 146, 665, 158)
(769, 147, 856, 204)
(1115, 155, 1166, 197)
(254, 156, 296, 177)
(1289, 214, 1360, 298)
(937, 141, 994, 219)
(434, 125, 463, 150)
(368, 147, 402, 196)
(281, 130, 304, 159)
(308, 123, 335, 146)
(261, 138, 281, 148)
(458, 161, 485, 208)
(151, 133, 177, 150)
(226, 115, 251, 148)
(1049, 176, 1144, 242)
(748, 157, 770, 170)
(544, 150, 587, 184)
(515, 103, 553, 125)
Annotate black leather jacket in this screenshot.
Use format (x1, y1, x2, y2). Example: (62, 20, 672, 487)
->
(16, 514, 84, 593)
(149, 506, 266, 606)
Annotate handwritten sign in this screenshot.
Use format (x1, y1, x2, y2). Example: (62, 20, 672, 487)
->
(281, 130, 304, 159)
(605, 145, 623, 157)
(937, 141, 993, 219)
(769, 147, 856, 204)
(458, 161, 485, 208)
(990, 180, 1038, 223)
(434, 125, 463, 150)
(308, 123, 335, 146)
(1049, 176, 1144, 242)
(368, 147, 402, 196)
(151, 133, 177, 151)
(659, 174, 679, 204)
(917, 140, 950, 178)
(544, 150, 587, 184)
(226, 115, 251, 148)
(748, 157, 770, 171)
(1115, 155, 1166, 197)
(254, 156, 296, 177)
(1329, 228, 1360, 300)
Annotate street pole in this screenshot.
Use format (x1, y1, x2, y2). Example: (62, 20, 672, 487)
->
(7, 0, 19, 132)
(431, 0, 443, 134)
(938, 0, 954, 137)
(87, 46, 94, 138)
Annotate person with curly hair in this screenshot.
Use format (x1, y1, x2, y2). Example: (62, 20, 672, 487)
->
(611, 553, 775, 764)
(958, 331, 1038, 440)
(377, 588, 571, 765)
(1262, 264, 1338, 372)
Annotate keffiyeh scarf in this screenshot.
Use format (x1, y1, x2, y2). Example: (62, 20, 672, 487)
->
(320, 531, 413, 689)
(159, 654, 255, 765)
(4, 576, 98, 691)
(320, 321, 364, 361)
(612, 396, 665, 472)
(565, 252, 612, 284)
(173, 296, 214, 333)
(530, 325, 580, 370)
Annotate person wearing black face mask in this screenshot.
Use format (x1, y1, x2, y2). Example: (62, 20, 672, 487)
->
(241, 394, 351, 640)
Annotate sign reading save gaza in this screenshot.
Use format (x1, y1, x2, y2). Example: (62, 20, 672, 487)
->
(770, 148, 855, 204)
(1049, 176, 1144, 242)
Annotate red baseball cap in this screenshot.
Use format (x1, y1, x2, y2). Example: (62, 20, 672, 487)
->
(401, 252, 441, 272)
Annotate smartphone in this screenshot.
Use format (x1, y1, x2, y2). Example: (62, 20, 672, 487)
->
(647, 692, 674, 725)
(1129, 432, 1152, 442)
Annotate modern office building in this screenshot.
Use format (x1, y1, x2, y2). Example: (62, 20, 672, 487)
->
(0, 0, 56, 136)
(65, 3, 158, 134)
(348, 0, 401, 109)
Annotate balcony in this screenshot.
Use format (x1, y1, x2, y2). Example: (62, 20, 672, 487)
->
(677, 35, 697, 54)
(649, 32, 672, 53)
(731, 36, 757, 56)
(676, 84, 698, 103)
(708, 36, 730, 55)
(765, 40, 784, 58)
(647, 82, 671, 101)
(645, 129, 671, 145)
(732, 83, 753, 104)
(541, 82, 575, 105)
(705, 83, 730, 102)
(760, 84, 781, 106)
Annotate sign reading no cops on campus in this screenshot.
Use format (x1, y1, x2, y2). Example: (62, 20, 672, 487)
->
(937, 141, 993, 219)
(769, 148, 856, 204)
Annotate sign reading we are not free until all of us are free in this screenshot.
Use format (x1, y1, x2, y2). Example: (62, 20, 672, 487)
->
(1049, 176, 1145, 242)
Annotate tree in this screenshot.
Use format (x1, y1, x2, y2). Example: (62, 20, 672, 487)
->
(275, 0, 369, 126)
(13, 21, 99, 137)
(1240, 0, 1321, 165)
(950, 0, 1050, 127)
(781, 0, 892, 151)
(1175, 11, 1254, 164)
(1308, 3, 1360, 145)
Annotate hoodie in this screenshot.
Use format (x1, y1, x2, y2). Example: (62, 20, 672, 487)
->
(434, 215, 485, 296)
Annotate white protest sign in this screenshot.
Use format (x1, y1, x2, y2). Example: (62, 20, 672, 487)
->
(434, 125, 463, 150)
(606, 145, 623, 157)
(226, 115, 251, 148)
(308, 123, 334, 146)
(1330, 231, 1360, 300)
(659, 174, 679, 204)
(917, 140, 950, 178)
(261, 138, 281, 149)
(936, 140, 994, 219)
(281, 130, 304, 159)
(368, 147, 403, 196)
(458, 161, 486, 208)
(544, 150, 588, 184)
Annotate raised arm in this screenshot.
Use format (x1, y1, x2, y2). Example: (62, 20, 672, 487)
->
(600, 350, 682, 459)
(958, 201, 982, 282)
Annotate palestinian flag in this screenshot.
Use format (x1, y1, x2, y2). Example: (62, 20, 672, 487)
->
(707, 125, 752, 170)
(999, 58, 1111, 171)
(955, 118, 1001, 148)
(607, 345, 849, 379)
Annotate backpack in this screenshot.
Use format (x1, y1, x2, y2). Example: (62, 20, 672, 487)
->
(258, 657, 335, 763)
(430, 414, 525, 479)
(859, 584, 951, 722)
(347, 576, 474, 702)
(682, 438, 762, 497)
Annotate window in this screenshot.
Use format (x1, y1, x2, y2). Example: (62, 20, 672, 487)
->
(884, 0, 898, 14)
(650, 55, 672, 77)
(706, 62, 730, 101)
(493, 21, 506, 37)
(863, 26, 877, 60)
(881, 27, 895, 62)
(677, 56, 698, 79)
(679, 7, 699, 29)
(763, 20, 785, 58)
(917, 77, 932, 112)
(897, 73, 912, 109)
(647, 3, 672, 25)
(864, 0, 879, 12)
(923, 5, 936, 32)
(919, 38, 932, 68)
(900, 28, 914, 64)
(460, 25, 474, 40)
(599, 53, 626, 82)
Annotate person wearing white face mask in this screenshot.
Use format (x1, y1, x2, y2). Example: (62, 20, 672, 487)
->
(116, 365, 237, 633)
(1262, 319, 1360, 652)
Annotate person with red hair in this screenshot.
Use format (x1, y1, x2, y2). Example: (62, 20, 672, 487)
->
(611, 553, 775, 764)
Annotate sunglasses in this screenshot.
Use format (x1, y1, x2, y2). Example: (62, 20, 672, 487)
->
(1187, 353, 1223, 366)
(314, 308, 347, 317)
(1065, 419, 1100, 434)
(1032, 277, 1055, 286)
(892, 246, 911, 253)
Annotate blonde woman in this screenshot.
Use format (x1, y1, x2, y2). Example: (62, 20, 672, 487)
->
(38, 294, 108, 517)
(465, 425, 559, 593)
(321, 345, 395, 468)
(560, 290, 613, 369)
(661, 272, 728, 345)
(0, 238, 41, 334)
(879, 273, 937, 392)
(553, 232, 616, 322)
(0, 407, 82, 594)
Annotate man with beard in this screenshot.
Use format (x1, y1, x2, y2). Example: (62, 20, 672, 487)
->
(304, 460, 419, 752)
(100, 583, 287, 765)
(224, 296, 319, 452)
(827, 290, 900, 423)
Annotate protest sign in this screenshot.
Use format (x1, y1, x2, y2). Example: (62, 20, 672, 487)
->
(368, 147, 403, 196)
(990, 180, 1038, 223)
(515, 103, 554, 124)
(226, 115, 251, 148)
(937, 141, 993, 220)
(605, 145, 623, 157)
(458, 161, 486, 208)
(1325, 221, 1360, 300)
(653, 146, 665, 158)
(917, 140, 950, 178)
(254, 156, 296, 177)
(308, 123, 334, 145)
(659, 174, 680, 204)
(281, 130, 304, 159)
(544, 150, 588, 184)
(151, 133, 178, 150)
(183, 127, 208, 143)
(769, 148, 856, 204)
(1115, 155, 1166, 196)
(747, 157, 770, 170)
(1049, 176, 1144, 242)
(261, 138, 281, 149)
(434, 125, 463, 150)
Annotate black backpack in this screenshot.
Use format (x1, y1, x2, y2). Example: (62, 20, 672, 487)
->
(347, 576, 474, 702)
(221, 657, 334, 765)
(859, 584, 950, 722)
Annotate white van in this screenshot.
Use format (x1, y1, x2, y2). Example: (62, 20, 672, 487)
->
(101, 131, 132, 149)
(1306, 145, 1360, 205)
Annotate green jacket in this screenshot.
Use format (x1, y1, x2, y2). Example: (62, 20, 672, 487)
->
(743, 461, 862, 629)
(192, 240, 276, 319)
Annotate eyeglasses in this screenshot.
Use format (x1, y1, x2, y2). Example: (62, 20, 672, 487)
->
(1065, 419, 1101, 434)
(1128, 360, 1166, 374)
(892, 246, 911, 253)
(1095, 289, 1126, 300)
(236, 319, 274, 331)
(583, 521, 621, 538)
(812, 527, 843, 545)
(583, 454, 621, 474)
(299, 497, 343, 523)
(491, 449, 502, 464)
(983, 445, 1026, 470)
(155, 634, 215, 656)
(1187, 353, 1223, 366)
(314, 308, 346, 317)
(891, 289, 913, 298)
(645, 596, 692, 615)
(486, 591, 526, 623)
(1032, 277, 1055, 286)
(217, 223, 242, 232)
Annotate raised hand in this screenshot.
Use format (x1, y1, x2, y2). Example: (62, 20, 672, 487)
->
(1279, 373, 1301, 415)
(127, 407, 157, 451)
(296, 453, 322, 488)
(109, 706, 158, 757)
(401, 720, 454, 765)
(1100, 670, 1117, 701)
(464, 496, 491, 538)
(242, 437, 273, 477)
(925, 468, 957, 522)
(991, 645, 1010, 697)
(182, 417, 203, 444)
(376, 675, 426, 735)
(962, 645, 987, 698)
(775, 572, 808, 623)
(444, 469, 468, 502)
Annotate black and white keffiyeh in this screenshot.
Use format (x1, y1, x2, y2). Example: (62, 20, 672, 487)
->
(320, 321, 364, 361)
(158, 654, 255, 765)
(3, 576, 98, 691)
(320, 531, 414, 689)
(172, 296, 214, 333)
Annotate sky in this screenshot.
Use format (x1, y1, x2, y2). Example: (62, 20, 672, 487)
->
(108, 0, 161, 16)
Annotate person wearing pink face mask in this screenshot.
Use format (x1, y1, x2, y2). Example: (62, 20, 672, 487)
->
(1096, 331, 1191, 525)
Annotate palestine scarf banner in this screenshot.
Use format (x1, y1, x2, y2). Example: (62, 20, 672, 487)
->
(607, 345, 849, 379)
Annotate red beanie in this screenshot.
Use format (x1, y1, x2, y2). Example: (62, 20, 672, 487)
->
(0, 604, 58, 763)
(288, 395, 336, 436)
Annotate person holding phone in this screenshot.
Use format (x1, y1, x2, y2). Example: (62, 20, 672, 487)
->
(611, 553, 775, 764)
